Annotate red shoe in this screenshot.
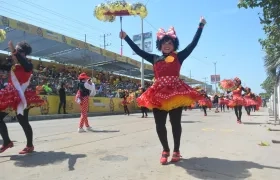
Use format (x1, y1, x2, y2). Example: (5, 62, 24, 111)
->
(237, 120, 242, 124)
(0, 142, 14, 153)
(19, 146, 34, 154)
(171, 152, 181, 162)
(160, 151, 170, 165)
(204, 114, 207, 116)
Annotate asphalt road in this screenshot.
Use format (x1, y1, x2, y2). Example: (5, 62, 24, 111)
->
(0, 108, 279, 180)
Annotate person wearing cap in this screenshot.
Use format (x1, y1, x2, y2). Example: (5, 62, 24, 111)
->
(75, 72, 96, 133)
(0, 41, 44, 154)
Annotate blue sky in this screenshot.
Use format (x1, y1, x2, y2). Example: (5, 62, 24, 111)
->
(0, 0, 266, 93)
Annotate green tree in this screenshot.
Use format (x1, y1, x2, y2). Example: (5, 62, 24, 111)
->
(260, 75, 275, 94)
(238, 0, 280, 56)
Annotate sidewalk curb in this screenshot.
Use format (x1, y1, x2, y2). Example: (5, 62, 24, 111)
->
(4, 110, 141, 123)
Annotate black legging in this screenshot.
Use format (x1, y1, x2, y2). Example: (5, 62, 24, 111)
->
(123, 105, 129, 115)
(252, 105, 256, 112)
(0, 109, 33, 147)
(245, 106, 251, 115)
(202, 106, 207, 115)
(153, 107, 183, 152)
(220, 104, 225, 112)
(234, 105, 242, 121)
(141, 107, 148, 117)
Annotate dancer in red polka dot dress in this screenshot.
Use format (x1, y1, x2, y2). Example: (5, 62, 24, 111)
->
(120, 17, 206, 165)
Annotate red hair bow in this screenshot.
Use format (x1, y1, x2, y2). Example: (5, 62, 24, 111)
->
(156, 27, 177, 40)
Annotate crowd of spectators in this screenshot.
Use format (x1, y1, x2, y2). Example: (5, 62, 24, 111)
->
(0, 60, 152, 97)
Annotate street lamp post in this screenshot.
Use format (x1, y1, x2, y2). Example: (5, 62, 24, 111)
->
(214, 61, 217, 93)
(140, 18, 145, 88)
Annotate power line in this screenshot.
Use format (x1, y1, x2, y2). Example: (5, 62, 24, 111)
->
(16, 0, 109, 33)
(145, 0, 151, 5)
(143, 19, 157, 31)
(0, 1, 100, 38)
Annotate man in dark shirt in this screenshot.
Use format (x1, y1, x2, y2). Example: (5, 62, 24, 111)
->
(58, 82, 67, 114)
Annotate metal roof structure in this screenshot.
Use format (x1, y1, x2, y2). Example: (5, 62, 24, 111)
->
(0, 15, 204, 85)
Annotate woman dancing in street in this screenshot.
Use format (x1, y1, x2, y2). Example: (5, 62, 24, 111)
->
(219, 94, 226, 112)
(139, 87, 148, 118)
(243, 87, 256, 116)
(0, 41, 44, 154)
(228, 77, 247, 124)
(198, 90, 212, 116)
(120, 17, 206, 164)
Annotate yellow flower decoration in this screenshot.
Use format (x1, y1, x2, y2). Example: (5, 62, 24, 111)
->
(0, 29, 6, 43)
(165, 56, 175, 63)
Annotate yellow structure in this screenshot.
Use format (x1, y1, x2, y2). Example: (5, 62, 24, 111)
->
(8, 96, 138, 116)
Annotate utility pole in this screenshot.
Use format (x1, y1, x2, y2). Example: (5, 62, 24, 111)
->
(189, 70, 192, 79)
(202, 77, 207, 91)
(100, 33, 111, 49)
(214, 61, 217, 93)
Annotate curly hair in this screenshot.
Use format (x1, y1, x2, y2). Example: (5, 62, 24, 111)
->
(16, 41, 32, 55)
(156, 35, 179, 51)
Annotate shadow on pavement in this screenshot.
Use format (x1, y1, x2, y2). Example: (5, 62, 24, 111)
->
(181, 121, 202, 123)
(250, 114, 267, 117)
(242, 122, 267, 125)
(3, 151, 86, 171)
(174, 157, 280, 180)
(89, 129, 120, 133)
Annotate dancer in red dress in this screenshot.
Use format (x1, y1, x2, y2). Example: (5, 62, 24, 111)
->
(121, 95, 130, 115)
(243, 88, 256, 116)
(120, 17, 206, 164)
(219, 94, 226, 112)
(0, 41, 44, 154)
(228, 77, 247, 123)
(198, 90, 212, 116)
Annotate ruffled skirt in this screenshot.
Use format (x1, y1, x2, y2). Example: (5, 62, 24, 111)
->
(228, 95, 245, 107)
(0, 84, 44, 112)
(198, 98, 212, 108)
(137, 76, 203, 111)
(244, 97, 257, 107)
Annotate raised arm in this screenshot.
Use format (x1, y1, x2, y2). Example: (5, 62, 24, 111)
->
(177, 23, 204, 62)
(241, 86, 247, 93)
(120, 32, 155, 64)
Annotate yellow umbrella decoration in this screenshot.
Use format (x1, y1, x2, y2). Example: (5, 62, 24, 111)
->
(0, 29, 6, 43)
(94, 1, 148, 55)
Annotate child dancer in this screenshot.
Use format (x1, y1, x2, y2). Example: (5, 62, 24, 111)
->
(120, 17, 206, 164)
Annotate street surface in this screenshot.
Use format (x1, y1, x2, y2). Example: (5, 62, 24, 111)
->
(0, 108, 279, 180)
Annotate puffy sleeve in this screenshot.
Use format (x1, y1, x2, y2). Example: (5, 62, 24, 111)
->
(84, 82, 96, 96)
